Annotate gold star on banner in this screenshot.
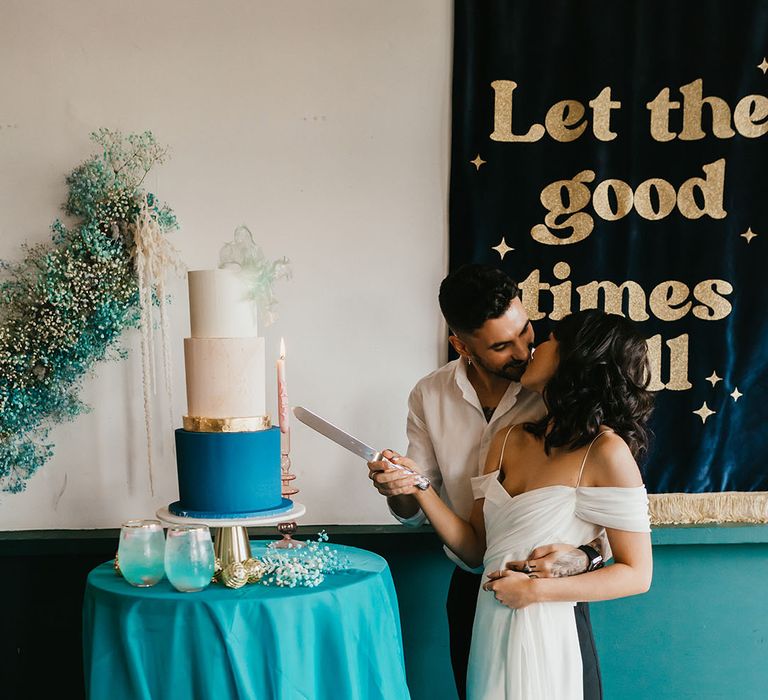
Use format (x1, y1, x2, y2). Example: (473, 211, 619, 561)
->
(470, 154, 486, 170)
(705, 371, 722, 387)
(730, 387, 743, 402)
(741, 227, 758, 243)
(759, 58, 768, 74)
(693, 402, 716, 424)
(492, 237, 514, 260)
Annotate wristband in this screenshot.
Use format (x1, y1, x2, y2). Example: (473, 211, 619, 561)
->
(577, 544, 604, 572)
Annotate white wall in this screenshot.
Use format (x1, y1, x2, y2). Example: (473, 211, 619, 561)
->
(0, 0, 452, 528)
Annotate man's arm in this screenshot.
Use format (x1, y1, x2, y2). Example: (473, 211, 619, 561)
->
(507, 530, 607, 578)
(504, 533, 608, 577)
(387, 493, 421, 520)
(368, 385, 442, 525)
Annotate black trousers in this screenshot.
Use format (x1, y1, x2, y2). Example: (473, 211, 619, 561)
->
(446, 567, 603, 699)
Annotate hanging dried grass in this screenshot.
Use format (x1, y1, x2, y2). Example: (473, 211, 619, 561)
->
(131, 199, 185, 494)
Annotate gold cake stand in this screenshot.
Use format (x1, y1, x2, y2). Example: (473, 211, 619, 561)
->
(155, 503, 307, 568)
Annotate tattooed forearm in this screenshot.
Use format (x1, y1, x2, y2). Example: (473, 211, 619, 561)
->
(549, 532, 610, 576)
(588, 531, 612, 560)
(550, 549, 589, 577)
(587, 533, 605, 558)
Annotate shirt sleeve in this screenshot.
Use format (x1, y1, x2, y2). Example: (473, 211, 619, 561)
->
(388, 383, 442, 527)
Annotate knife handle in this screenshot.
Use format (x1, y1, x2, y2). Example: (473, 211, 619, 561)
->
(381, 457, 431, 491)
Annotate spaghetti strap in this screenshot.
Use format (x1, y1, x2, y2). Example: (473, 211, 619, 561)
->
(497, 424, 518, 470)
(576, 429, 614, 487)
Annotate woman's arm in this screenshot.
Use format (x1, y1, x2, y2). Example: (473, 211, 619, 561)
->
(484, 528, 651, 607)
(404, 424, 520, 567)
(368, 430, 512, 569)
(411, 484, 486, 568)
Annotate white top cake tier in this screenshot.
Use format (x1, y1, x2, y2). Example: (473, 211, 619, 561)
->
(188, 269, 258, 338)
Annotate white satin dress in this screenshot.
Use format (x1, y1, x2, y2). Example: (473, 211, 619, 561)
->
(466, 433, 651, 700)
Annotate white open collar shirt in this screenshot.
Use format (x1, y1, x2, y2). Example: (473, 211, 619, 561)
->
(392, 359, 546, 571)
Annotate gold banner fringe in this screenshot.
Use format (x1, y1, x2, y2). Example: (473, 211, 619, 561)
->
(649, 492, 768, 525)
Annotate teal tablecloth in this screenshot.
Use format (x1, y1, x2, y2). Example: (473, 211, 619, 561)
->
(83, 542, 410, 700)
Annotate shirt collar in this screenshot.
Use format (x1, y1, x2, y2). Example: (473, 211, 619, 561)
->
(453, 358, 523, 418)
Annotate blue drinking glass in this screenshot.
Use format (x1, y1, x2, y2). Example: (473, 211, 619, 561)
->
(164, 524, 215, 592)
(117, 519, 166, 587)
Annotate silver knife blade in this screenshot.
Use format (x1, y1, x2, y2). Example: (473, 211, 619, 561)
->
(292, 406, 431, 490)
(293, 406, 381, 462)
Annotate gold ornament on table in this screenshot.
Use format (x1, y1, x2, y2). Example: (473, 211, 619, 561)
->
(244, 558, 267, 584)
(114, 553, 122, 576)
(221, 561, 249, 589)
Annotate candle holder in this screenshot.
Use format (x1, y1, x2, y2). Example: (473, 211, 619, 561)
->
(271, 428, 304, 549)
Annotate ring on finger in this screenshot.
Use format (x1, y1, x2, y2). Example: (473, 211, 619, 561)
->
(521, 561, 532, 574)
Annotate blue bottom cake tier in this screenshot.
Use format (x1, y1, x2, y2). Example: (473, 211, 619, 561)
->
(171, 426, 291, 518)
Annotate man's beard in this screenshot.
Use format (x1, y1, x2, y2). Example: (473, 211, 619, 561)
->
(471, 354, 528, 382)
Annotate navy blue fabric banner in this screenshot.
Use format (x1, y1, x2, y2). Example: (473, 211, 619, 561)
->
(450, 1, 768, 495)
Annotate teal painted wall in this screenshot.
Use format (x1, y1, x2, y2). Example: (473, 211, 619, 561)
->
(378, 527, 768, 700)
(591, 541, 768, 699)
(2, 526, 766, 699)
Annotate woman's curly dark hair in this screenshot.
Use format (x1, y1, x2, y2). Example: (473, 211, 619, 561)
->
(524, 309, 655, 461)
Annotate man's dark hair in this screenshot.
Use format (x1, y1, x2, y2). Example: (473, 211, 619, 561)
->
(438, 264, 521, 334)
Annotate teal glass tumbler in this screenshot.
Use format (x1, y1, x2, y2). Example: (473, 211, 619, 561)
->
(164, 524, 215, 592)
(117, 519, 166, 587)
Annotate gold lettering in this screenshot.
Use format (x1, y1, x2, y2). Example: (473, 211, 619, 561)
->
(592, 179, 634, 221)
(678, 79, 736, 141)
(733, 94, 768, 138)
(633, 178, 677, 221)
(646, 334, 692, 391)
(677, 159, 727, 220)
(646, 335, 663, 392)
(518, 269, 548, 320)
(646, 88, 681, 142)
(545, 100, 587, 142)
(549, 262, 572, 320)
(576, 280, 650, 321)
(588, 87, 621, 141)
(531, 170, 596, 245)
(490, 80, 546, 142)
(692, 279, 733, 320)
(649, 281, 691, 321)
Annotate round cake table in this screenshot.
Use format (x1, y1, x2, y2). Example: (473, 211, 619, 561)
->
(83, 542, 411, 700)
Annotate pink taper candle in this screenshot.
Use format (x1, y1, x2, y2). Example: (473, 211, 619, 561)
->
(277, 338, 290, 434)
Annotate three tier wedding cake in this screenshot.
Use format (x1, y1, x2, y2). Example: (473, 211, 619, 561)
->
(169, 268, 291, 518)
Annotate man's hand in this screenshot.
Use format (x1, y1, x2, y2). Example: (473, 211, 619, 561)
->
(367, 450, 422, 498)
(482, 569, 537, 609)
(505, 544, 589, 578)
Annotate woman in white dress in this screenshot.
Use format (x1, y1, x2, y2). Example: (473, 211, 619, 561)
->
(379, 309, 654, 699)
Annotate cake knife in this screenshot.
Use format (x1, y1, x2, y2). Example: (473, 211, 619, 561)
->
(292, 406, 430, 490)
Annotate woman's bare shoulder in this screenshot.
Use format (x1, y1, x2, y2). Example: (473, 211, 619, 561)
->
(586, 431, 643, 488)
